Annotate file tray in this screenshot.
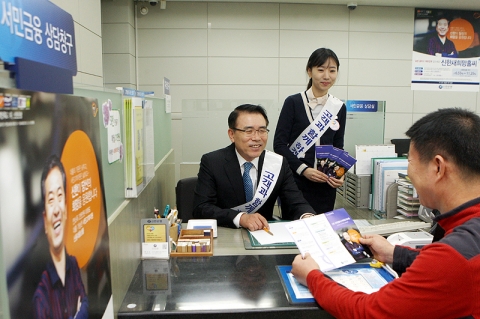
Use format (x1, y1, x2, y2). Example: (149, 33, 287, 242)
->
(241, 228, 296, 250)
(170, 229, 213, 257)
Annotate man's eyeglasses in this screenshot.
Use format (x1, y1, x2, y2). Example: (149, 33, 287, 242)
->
(233, 127, 270, 137)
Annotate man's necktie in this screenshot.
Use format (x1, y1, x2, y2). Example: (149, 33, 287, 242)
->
(243, 162, 254, 202)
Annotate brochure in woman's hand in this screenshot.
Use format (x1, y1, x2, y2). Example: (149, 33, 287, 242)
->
(316, 145, 357, 179)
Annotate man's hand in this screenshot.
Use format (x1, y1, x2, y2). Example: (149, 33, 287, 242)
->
(291, 253, 320, 286)
(326, 175, 345, 188)
(240, 213, 269, 231)
(359, 234, 395, 264)
(302, 168, 328, 183)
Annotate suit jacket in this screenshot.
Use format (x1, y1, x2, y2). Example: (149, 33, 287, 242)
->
(192, 144, 315, 228)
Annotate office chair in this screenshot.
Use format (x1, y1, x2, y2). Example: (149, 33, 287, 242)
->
(175, 176, 198, 222)
(390, 139, 410, 157)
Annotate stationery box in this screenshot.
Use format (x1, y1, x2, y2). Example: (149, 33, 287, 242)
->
(170, 229, 214, 257)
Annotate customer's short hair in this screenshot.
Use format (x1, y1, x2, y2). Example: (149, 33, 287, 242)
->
(406, 108, 480, 176)
(228, 104, 269, 129)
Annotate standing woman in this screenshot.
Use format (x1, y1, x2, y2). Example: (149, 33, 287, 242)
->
(274, 48, 346, 217)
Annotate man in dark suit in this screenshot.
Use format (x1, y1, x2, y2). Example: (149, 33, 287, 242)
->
(193, 104, 315, 231)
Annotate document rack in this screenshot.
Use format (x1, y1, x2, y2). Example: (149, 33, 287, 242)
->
(343, 172, 371, 208)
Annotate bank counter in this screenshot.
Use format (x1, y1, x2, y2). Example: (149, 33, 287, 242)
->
(118, 227, 335, 319)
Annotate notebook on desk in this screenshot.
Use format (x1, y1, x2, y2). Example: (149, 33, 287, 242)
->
(241, 221, 297, 250)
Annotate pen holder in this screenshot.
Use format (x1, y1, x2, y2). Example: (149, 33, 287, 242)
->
(170, 229, 214, 257)
(170, 223, 179, 242)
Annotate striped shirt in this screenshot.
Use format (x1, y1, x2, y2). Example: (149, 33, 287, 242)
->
(33, 253, 88, 319)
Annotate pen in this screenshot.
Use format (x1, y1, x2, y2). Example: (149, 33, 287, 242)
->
(263, 227, 273, 236)
(163, 204, 170, 218)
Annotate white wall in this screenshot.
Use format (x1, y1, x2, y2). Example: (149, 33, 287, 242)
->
(122, 1, 480, 180)
(51, 0, 104, 88)
(101, 0, 137, 89)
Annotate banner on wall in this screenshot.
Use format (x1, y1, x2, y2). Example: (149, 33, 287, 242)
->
(411, 8, 480, 92)
(0, 0, 77, 75)
(0, 88, 112, 318)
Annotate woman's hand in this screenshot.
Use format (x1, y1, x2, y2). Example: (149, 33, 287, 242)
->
(302, 168, 328, 183)
(326, 174, 345, 188)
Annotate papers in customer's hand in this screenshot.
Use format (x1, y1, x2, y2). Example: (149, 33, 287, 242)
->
(249, 223, 294, 245)
(285, 208, 368, 272)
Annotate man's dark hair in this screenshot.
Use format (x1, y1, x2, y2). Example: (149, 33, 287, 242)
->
(228, 104, 269, 129)
(41, 155, 67, 205)
(306, 48, 340, 90)
(436, 16, 450, 25)
(406, 108, 480, 176)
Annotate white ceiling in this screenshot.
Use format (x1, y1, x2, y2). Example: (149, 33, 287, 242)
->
(168, 0, 480, 11)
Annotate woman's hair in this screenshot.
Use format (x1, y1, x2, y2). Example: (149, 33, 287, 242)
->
(306, 48, 340, 90)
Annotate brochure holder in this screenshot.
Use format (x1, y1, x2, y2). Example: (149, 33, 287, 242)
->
(121, 88, 155, 198)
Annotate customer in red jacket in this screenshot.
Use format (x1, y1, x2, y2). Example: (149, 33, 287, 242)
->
(291, 108, 480, 319)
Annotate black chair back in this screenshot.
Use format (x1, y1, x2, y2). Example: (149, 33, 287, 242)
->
(175, 176, 198, 222)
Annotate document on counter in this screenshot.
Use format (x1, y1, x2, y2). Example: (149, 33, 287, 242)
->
(277, 264, 395, 304)
(284, 208, 370, 272)
(249, 222, 293, 245)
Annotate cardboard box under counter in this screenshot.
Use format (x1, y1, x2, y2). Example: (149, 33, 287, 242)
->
(170, 229, 213, 257)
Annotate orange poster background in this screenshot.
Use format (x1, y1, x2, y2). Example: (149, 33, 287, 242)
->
(62, 130, 102, 268)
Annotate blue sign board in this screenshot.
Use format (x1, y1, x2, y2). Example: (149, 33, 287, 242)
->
(346, 100, 378, 112)
(121, 87, 151, 98)
(0, 0, 77, 75)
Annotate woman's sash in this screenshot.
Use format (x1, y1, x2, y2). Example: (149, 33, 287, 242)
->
(289, 93, 343, 158)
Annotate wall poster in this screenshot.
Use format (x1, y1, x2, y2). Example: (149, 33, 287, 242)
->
(0, 88, 112, 318)
(412, 8, 480, 91)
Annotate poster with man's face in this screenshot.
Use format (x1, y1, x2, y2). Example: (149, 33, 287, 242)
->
(0, 88, 111, 318)
(412, 8, 480, 91)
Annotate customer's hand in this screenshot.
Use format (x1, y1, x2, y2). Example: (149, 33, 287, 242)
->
(240, 213, 269, 231)
(291, 253, 320, 286)
(359, 234, 395, 264)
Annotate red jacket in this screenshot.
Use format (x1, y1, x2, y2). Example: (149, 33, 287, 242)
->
(306, 197, 480, 319)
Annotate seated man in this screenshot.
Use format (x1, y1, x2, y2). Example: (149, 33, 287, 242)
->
(292, 108, 480, 318)
(193, 104, 315, 231)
